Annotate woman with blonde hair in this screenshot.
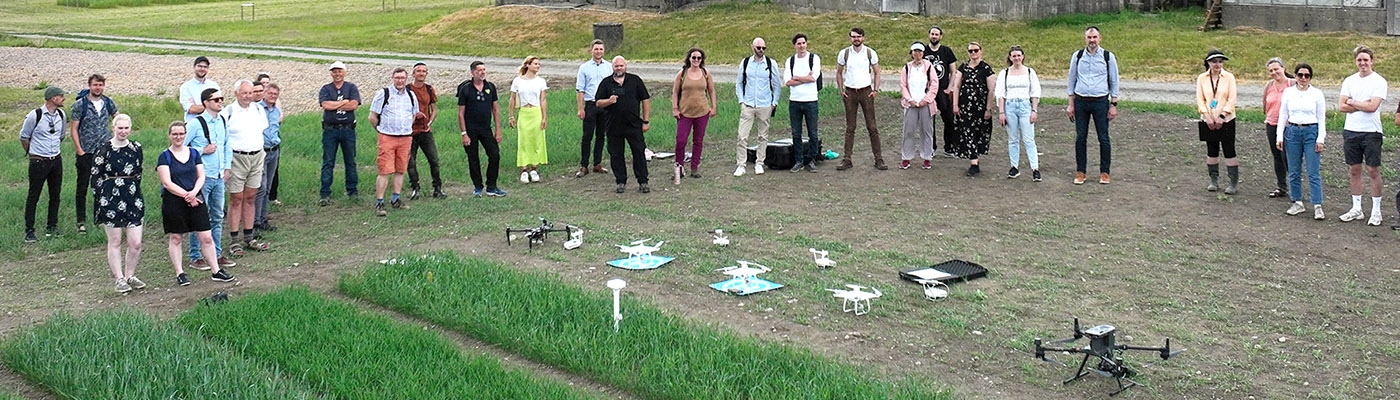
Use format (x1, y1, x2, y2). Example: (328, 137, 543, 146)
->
(1261, 57, 1294, 198)
(93, 113, 146, 292)
(511, 56, 549, 184)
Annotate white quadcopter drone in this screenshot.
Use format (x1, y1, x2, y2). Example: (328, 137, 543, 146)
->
(563, 228, 584, 250)
(913, 279, 949, 301)
(714, 260, 770, 293)
(826, 284, 883, 315)
(712, 230, 730, 246)
(809, 248, 835, 269)
(616, 239, 664, 260)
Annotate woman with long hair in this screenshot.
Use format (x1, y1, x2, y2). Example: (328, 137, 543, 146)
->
(1276, 63, 1328, 220)
(670, 47, 717, 183)
(1261, 58, 1294, 198)
(995, 45, 1042, 181)
(948, 42, 995, 176)
(511, 56, 548, 184)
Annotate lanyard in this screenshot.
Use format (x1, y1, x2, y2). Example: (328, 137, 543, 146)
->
(1209, 74, 1221, 109)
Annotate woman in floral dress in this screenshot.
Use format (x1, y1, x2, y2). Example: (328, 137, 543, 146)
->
(949, 42, 996, 176)
(91, 114, 145, 293)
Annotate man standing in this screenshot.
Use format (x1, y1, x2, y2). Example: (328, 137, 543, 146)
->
(20, 87, 68, 243)
(69, 74, 118, 235)
(785, 33, 821, 173)
(575, 39, 612, 177)
(186, 88, 235, 270)
(596, 56, 652, 193)
(924, 26, 958, 158)
(1065, 26, 1120, 185)
(1336, 45, 1387, 226)
(220, 80, 270, 253)
(318, 61, 361, 206)
(369, 68, 424, 217)
(179, 56, 219, 121)
(735, 37, 781, 177)
(458, 61, 506, 198)
(255, 73, 283, 207)
(835, 27, 886, 171)
(406, 62, 444, 200)
(253, 82, 281, 235)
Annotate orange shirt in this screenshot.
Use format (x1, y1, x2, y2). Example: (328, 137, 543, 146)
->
(1196, 70, 1237, 122)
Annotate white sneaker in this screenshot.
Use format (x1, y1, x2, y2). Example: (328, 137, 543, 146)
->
(1285, 202, 1306, 216)
(1367, 212, 1383, 226)
(734, 166, 745, 177)
(520, 171, 530, 183)
(126, 276, 147, 290)
(1313, 205, 1325, 220)
(1339, 208, 1364, 222)
(755, 165, 765, 175)
(529, 170, 541, 182)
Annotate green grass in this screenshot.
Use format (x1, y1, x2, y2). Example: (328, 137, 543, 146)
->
(177, 287, 597, 399)
(0, 392, 22, 400)
(0, 309, 321, 399)
(340, 252, 950, 400)
(58, 0, 229, 8)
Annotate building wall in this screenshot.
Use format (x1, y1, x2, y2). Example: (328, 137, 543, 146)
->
(507, 0, 1125, 19)
(1222, 0, 1388, 34)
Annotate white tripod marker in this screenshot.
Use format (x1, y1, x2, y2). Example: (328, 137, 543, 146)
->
(606, 279, 627, 333)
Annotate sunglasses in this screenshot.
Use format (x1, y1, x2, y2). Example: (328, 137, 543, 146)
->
(690, 56, 703, 60)
(755, 46, 766, 51)
(1297, 73, 1313, 78)
(968, 48, 981, 53)
(208, 97, 225, 103)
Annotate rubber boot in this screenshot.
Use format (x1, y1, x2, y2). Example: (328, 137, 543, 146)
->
(1206, 164, 1220, 192)
(1225, 165, 1239, 195)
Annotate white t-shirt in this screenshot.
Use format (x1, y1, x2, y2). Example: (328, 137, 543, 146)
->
(93, 98, 105, 114)
(511, 76, 548, 107)
(220, 101, 269, 152)
(783, 53, 822, 102)
(1339, 71, 1386, 133)
(906, 62, 930, 101)
(837, 46, 878, 89)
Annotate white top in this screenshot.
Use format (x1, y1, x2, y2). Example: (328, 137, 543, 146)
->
(511, 76, 548, 107)
(995, 67, 1042, 100)
(219, 101, 269, 152)
(368, 86, 419, 136)
(93, 98, 105, 114)
(906, 62, 930, 101)
(1276, 85, 1328, 144)
(837, 46, 878, 89)
(783, 53, 822, 102)
(1339, 71, 1386, 133)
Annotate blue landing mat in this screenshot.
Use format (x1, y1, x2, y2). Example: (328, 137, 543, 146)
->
(709, 277, 783, 296)
(606, 255, 675, 270)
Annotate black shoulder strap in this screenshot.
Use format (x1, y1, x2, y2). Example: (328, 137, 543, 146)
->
(27, 108, 42, 134)
(382, 87, 391, 108)
(788, 56, 795, 73)
(741, 57, 749, 96)
(808, 53, 815, 70)
(196, 115, 212, 143)
(766, 57, 776, 99)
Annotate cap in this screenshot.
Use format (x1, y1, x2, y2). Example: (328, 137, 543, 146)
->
(43, 86, 66, 100)
(194, 56, 210, 66)
(328, 61, 347, 71)
(910, 42, 925, 52)
(1204, 49, 1228, 63)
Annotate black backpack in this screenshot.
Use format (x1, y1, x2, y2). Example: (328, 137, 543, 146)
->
(1073, 48, 1113, 76)
(740, 56, 777, 98)
(194, 114, 225, 144)
(25, 108, 66, 135)
(787, 54, 824, 91)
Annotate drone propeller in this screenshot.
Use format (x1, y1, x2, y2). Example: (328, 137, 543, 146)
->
(630, 239, 651, 245)
(1139, 339, 1187, 368)
(1032, 338, 1068, 367)
(845, 284, 866, 290)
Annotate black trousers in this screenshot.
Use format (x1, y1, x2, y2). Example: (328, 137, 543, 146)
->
(580, 101, 608, 167)
(609, 128, 648, 185)
(269, 162, 280, 201)
(26, 157, 62, 231)
(462, 130, 500, 190)
(1264, 123, 1288, 191)
(74, 153, 94, 224)
(934, 90, 952, 152)
(407, 131, 443, 190)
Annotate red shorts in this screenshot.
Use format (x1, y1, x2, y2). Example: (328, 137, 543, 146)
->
(376, 134, 412, 175)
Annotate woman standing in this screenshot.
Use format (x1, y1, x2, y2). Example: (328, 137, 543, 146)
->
(158, 121, 235, 286)
(899, 43, 938, 170)
(995, 45, 1042, 181)
(92, 114, 145, 293)
(511, 56, 548, 184)
(1196, 50, 1239, 194)
(671, 47, 717, 183)
(1262, 58, 1294, 198)
(1276, 63, 1328, 220)
(949, 42, 995, 176)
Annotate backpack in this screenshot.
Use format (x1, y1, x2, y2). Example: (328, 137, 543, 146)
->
(26, 108, 66, 135)
(194, 114, 225, 144)
(378, 87, 420, 128)
(740, 56, 777, 99)
(787, 54, 824, 91)
(904, 61, 936, 95)
(73, 89, 115, 124)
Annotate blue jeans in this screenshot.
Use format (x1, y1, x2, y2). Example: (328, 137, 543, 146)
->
(1005, 98, 1038, 170)
(320, 127, 359, 198)
(1284, 124, 1323, 205)
(789, 100, 820, 164)
(190, 176, 224, 261)
(1073, 96, 1111, 174)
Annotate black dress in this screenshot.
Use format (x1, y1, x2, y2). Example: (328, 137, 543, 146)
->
(91, 141, 145, 228)
(948, 61, 993, 159)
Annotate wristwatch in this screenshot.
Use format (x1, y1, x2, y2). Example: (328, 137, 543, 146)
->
(642, 120, 650, 124)
(1110, 101, 1118, 106)
(460, 131, 468, 136)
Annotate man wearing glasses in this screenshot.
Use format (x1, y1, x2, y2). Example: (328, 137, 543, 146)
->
(20, 86, 68, 243)
(185, 88, 236, 271)
(835, 27, 886, 171)
(179, 56, 220, 121)
(734, 37, 781, 177)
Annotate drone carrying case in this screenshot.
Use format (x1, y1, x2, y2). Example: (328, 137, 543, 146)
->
(747, 138, 821, 170)
(899, 259, 988, 284)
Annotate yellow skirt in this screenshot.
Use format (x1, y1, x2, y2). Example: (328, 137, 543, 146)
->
(516, 107, 548, 166)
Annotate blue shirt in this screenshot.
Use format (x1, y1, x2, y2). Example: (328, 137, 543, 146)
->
(179, 77, 220, 121)
(158, 147, 203, 193)
(1066, 47, 1119, 98)
(736, 56, 781, 107)
(19, 106, 66, 157)
(184, 111, 231, 179)
(260, 100, 281, 148)
(575, 59, 612, 101)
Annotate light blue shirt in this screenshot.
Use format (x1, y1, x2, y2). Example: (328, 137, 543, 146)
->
(1066, 47, 1119, 98)
(260, 100, 281, 148)
(736, 56, 781, 107)
(19, 106, 65, 157)
(184, 111, 231, 178)
(179, 77, 220, 121)
(369, 86, 418, 136)
(576, 59, 611, 101)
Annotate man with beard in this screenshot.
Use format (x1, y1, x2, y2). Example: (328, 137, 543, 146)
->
(923, 26, 958, 162)
(596, 56, 653, 193)
(69, 74, 118, 235)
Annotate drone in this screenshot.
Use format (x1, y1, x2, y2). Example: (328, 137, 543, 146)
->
(913, 279, 949, 301)
(825, 284, 881, 315)
(563, 228, 584, 250)
(616, 239, 664, 259)
(712, 230, 730, 246)
(1033, 318, 1186, 396)
(505, 218, 579, 249)
(714, 260, 770, 293)
(809, 248, 835, 269)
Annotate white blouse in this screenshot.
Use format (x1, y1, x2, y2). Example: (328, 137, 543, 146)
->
(995, 67, 1041, 100)
(511, 76, 548, 107)
(1275, 85, 1328, 144)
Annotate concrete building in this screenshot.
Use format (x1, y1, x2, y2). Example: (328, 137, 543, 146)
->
(500, 0, 1142, 20)
(1223, 0, 1400, 35)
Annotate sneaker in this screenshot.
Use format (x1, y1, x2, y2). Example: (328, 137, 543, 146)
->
(900, 160, 911, 170)
(1367, 212, 1383, 226)
(806, 161, 819, 173)
(674, 164, 684, 184)
(1339, 208, 1364, 222)
(1313, 205, 1325, 220)
(836, 160, 853, 171)
(218, 257, 237, 268)
(639, 184, 651, 193)
(922, 160, 932, 170)
(391, 199, 409, 210)
(576, 167, 589, 178)
(45, 226, 59, 237)
(375, 203, 387, 217)
(473, 187, 484, 197)
(734, 166, 745, 177)
(24, 229, 37, 243)
(176, 273, 191, 286)
(529, 170, 541, 182)
(755, 165, 765, 175)
(115, 279, 132, 293)
(874, 161, 889, 171)
(965, 164, 980, 177)
(410, 188, 421, 200)
(486, 188, 507, 197)
(211, 270, 235, 282)
(615, 184, 626, 193)
(1032, 169, 1042, 182)
(127, 276, 147, 290)
(1285, 201, 1307, 216)
(1008, 167, 1021, 179)
(790, 163, 804, 173)
(319, 197, 330, 207)
(78, 224, 87, 235)
(190, 258, 212, 271)
(1099, 173, 1111, 184)
(520, 171, 530, 183)
(271, 200, 284, 206)
(1074, 172, 1087, 185)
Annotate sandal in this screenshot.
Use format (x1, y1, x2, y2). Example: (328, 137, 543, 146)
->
(228, 242, 245, 257)
(245, 239, 270, 252)
(1268, 189, 1285, 198)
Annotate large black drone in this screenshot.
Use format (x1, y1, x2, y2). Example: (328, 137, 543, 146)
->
(1033, 318, 1185, 396)
(505, 218, 578, 249)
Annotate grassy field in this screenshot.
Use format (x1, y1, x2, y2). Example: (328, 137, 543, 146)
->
(3, 0, 1399, 83)
(57, 0, 229, 8)
(0, 309, 321, 399)
(340, 252, 950, 399)
(178, 287, 599, 399)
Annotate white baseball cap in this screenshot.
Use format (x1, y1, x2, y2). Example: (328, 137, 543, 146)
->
(328, 61, 347, 71)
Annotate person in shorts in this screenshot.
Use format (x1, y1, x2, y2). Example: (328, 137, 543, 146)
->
(1336, 45, 1387, 226)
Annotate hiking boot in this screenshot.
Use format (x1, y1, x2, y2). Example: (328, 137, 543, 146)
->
(1099, 173, 1111, 184)
(1367, 212, 1383, 226)
(486, 188, 507, 197)
(616, 184, 626, 193)
(176, 273, 191, 287)
(639, 184, 651, 193)
(115, 279, 132, 293)
(734, 166, 745, 177)
(1313, 205, 1325, 220)
(1008, 167, 1020, 179)
(375, 203, 387, 217)
(211, 270, 235, 282)
(24, 229, 37, 243)
(319, 197, 330, 207)
(473, 187, 484, 198)
(900, 160, 911, 170)
(391, 199, 409, 210)
(218, 257, 237, 268)
(1074, 172, 1087, 185)
(1285, 201, 1307, 216)
(410, 188, 421, 200)
(127, 276, 147, 290)
(191, 258, 212, 271)
(755, 165, 765, 175)
(1339, 208, 1364, 222)
(1032, 169, 1042, 182)
(874, 161, 889, 170)
(836, 160, 853, 171)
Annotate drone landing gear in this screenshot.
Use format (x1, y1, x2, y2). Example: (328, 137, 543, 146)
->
(1062, 354, 1143, 396)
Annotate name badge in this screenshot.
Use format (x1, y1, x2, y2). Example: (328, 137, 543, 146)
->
(1210, 100, 1217, 109)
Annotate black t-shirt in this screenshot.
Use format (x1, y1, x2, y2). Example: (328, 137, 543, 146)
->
(596, 73, 650, 132)
(318, 81, 361, 124)
(456, 80, 498, 133)
(922, 43, 959, 91)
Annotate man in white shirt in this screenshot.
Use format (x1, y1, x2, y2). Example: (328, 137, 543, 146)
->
(179, 56, 219, 121)
(369, 67, 425, 217)
(220, 80, 270, 253)
(1337, 46, 1387, 226)
(785, 33, 822, 173)
(835, 27, 886, 171)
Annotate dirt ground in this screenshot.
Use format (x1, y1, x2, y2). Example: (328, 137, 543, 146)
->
(1, 81, 1397, 400)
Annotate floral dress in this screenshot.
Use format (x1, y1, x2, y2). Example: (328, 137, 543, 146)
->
(948, 61, 994, 159)
(90, 141, 144, 228)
